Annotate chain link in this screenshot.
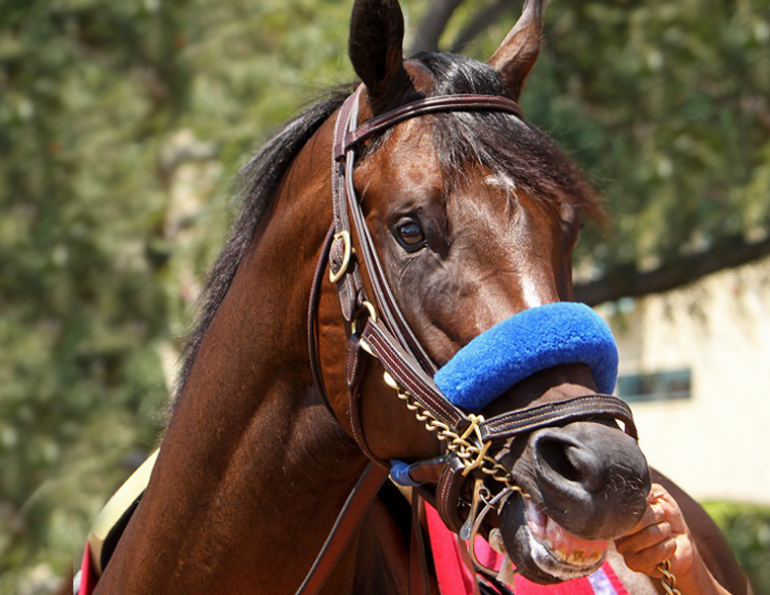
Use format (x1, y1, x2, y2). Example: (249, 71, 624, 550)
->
(658, 560, 682, 595)
(385, 372, 520, 491)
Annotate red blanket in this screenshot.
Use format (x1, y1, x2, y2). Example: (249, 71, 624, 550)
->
(426, 504, 628, 595)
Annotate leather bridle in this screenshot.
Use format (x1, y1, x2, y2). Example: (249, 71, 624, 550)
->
(303, 86, 637, 595)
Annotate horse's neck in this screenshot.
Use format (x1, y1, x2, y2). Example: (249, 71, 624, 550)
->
(95, 147, 376, 595)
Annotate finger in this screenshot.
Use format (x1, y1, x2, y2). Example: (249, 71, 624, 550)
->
(623, 500, 667, 537)
(667, 531, 696, 577)
(620, 536, 677, 578)
(616, 520, 673, 557)
(649, 486, 688, 534)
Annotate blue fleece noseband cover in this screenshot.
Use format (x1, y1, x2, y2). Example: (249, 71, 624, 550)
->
(433, 302, 618, 413)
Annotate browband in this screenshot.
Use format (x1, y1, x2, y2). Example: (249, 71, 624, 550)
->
(334, 93, 525, 160)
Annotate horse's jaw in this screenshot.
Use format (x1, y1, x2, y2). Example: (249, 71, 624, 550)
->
(499, 493, 609, 584)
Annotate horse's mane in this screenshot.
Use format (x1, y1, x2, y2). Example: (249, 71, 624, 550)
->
(172, 53, 602, 408)
(173, 90, 349, 405)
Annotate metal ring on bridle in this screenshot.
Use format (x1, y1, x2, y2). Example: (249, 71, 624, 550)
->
(468, 486, 518, 579)
(351, 301, 378, 355)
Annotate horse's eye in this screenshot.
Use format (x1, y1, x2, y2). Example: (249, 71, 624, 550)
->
(395, 220, 426, 251)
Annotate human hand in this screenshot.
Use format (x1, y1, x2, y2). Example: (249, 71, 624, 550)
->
(615, 483, 695, 579)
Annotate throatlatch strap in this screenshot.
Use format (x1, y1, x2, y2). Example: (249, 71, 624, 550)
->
(409, 494, 431, 595)
(294, 463, 388, 595)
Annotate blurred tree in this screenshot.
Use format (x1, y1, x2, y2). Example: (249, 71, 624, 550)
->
(413, 0, 770, 305)
(0, 0, 191, 587)
(1, 0, 768, 590)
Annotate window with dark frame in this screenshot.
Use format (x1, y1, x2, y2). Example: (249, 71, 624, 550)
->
(616, 369, 692, 403)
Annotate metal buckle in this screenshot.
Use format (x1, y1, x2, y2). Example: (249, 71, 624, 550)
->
(329, 231, 352, 283)
(460, 414, 491, 476)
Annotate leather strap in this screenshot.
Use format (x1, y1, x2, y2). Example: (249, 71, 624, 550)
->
(436, 456, 468, 534)
(481, 394, 638, 441)
(308, 225, 337, 417)
(362, 319, 469, 431)
(409, 494, 431, 595)
(294, 463, 389, 595)
(330, 91, 365, 324)
(334, 94, 525, 160)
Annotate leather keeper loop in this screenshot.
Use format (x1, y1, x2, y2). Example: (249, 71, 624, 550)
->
(436, 455, 468, 534)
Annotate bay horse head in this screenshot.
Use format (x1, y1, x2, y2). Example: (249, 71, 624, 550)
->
(311, 0, 651, 584)
(101, 1, 653, 592)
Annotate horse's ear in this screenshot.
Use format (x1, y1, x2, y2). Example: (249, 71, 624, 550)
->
(349, 0, 411, 113)
(487, 0, 545, 102)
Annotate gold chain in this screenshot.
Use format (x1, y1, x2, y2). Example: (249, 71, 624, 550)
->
(383, 371, 520, 491)
(658, 560, 682, 595)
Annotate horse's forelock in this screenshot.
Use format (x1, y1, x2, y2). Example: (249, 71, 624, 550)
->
(413, 52, 604, 222)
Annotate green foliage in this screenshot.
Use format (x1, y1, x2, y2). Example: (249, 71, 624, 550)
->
(704, 502, 770, 594)
(1, 0, 768, 591)
(532, 0, 770, 275)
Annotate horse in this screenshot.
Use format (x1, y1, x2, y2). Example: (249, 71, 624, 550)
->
(87, 0, 748, 593)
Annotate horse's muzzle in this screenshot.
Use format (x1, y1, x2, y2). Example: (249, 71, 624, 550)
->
(498, 420, 651, 583)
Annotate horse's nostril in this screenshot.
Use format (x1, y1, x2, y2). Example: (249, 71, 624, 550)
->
(536, 435, 605, 492)
(538, 437, 580, 482)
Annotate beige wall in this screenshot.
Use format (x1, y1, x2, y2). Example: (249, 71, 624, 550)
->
(602, 257, 770, 505)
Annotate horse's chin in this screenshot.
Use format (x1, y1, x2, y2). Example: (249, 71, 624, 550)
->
(499, 494, 609, 584)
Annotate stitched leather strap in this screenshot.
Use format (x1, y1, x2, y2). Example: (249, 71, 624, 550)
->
(481, 394, 638, 442)
(436, 456, 468, 533)
(362, 319, 470, 431)
(334, 94, 525, 160)
(294, 463, 389, 595)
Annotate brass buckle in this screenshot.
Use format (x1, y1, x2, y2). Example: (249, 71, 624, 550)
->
(460, 414, 490, 476)
(329, 231, 352, 283)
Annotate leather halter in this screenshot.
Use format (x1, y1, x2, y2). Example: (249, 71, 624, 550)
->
(303, 87, 638, 594)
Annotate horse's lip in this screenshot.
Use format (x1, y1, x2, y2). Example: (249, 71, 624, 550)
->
(519, 496, 608, 578)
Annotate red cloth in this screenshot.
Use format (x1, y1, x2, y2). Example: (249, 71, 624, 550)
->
(75, 505, 629, 595)
(425, 504, 629, 595)
(78, 542, 97, 595)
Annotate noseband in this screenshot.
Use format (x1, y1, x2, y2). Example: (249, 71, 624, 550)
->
(304, 86, 637, 593)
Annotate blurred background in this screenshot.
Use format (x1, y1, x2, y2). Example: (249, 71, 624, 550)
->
(1, 0, 768, 592)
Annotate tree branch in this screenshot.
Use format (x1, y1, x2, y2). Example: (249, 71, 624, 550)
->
(409, 0, 466, 55)
(574, 236, 770, 306)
